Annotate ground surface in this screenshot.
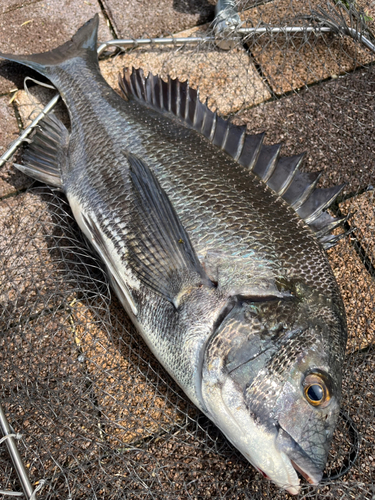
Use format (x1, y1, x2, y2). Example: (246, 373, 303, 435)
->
(0, 1, 374, 499)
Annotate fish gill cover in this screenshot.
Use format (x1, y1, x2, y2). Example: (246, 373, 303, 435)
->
(0, 1, 374, 498)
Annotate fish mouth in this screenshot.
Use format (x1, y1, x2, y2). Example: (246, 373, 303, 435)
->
(290, 460, 319, 484)
(276, 426, 324, 490)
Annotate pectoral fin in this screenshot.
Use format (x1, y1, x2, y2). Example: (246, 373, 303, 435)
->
(126, 152, 213, 307)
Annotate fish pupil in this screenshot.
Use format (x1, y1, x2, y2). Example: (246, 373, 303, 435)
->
(307, 384, 323, 402)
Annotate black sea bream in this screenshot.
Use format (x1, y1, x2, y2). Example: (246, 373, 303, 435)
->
(0, 16, 348, 494)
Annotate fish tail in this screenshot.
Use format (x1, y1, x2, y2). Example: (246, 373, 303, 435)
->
(0, 15, 99, 80)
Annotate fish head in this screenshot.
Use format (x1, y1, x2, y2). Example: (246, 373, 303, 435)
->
(201, 285, 346, 494)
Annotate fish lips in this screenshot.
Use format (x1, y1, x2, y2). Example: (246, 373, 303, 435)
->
(276, 425, 324, 488)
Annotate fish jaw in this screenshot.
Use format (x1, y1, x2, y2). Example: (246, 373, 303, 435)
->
(276, 426, 324, 487)
(201, 363, 303, 494)
(201, 365, 331, 495)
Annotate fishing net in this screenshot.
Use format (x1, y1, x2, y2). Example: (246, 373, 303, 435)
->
(0, 0, 374, 498)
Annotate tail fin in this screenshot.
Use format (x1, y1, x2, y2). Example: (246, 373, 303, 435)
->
(0, 15, 99, 78)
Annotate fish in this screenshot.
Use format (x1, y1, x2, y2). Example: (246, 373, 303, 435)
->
(0, 15, 348, 494)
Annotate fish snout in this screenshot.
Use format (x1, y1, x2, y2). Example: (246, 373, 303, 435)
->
(276, 425, 325, 486)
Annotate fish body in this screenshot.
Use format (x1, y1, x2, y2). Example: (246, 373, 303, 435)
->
(0, 16, 347, 494)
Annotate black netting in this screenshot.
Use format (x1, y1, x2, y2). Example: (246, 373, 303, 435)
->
(0, 1, 374, 498)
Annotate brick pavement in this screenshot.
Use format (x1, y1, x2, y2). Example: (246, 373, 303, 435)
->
(0, 0, 374, 495)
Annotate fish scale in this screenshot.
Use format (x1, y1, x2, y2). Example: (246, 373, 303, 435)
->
(66, 70, 323, 290)
(101, 95, 332, 293)
(1, 15, 347, 495)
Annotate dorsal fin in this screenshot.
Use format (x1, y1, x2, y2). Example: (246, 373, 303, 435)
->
(119, 68, 347, 249)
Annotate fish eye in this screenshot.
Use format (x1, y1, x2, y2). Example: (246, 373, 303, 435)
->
(303, 373, 331, 407)
(305, 384, 323, 403)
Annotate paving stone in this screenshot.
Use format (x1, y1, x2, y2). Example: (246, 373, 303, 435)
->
(340, 190, 375, 265)
(0, 309, 103, 471)
(0, 0, 373, 496)
(72, 300, 187, 446)
(0, 0, 111, 94)
(327, 237, 375, 352)
(0, 94, 32, 197)
(15, 85, 70, 128)
(100, 23, 271, 115)
(101, 0, 216, 39)
(0, 188, 100, 329)
(0, 190, 60, 323)
(232, 67, 375, 192)
(358, 0, 375, 32)
(242, 0, 375, 94)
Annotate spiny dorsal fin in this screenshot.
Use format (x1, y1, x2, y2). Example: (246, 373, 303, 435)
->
(119, 68, 347, 249)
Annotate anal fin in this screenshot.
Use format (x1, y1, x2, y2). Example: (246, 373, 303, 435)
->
(14, 113, 69, 189)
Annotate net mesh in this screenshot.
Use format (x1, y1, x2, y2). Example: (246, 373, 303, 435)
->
(0, 1, 374, 498)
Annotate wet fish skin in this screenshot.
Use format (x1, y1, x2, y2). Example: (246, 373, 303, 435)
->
(0, 15, 347, 494)
(203, 287, 345, 490)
